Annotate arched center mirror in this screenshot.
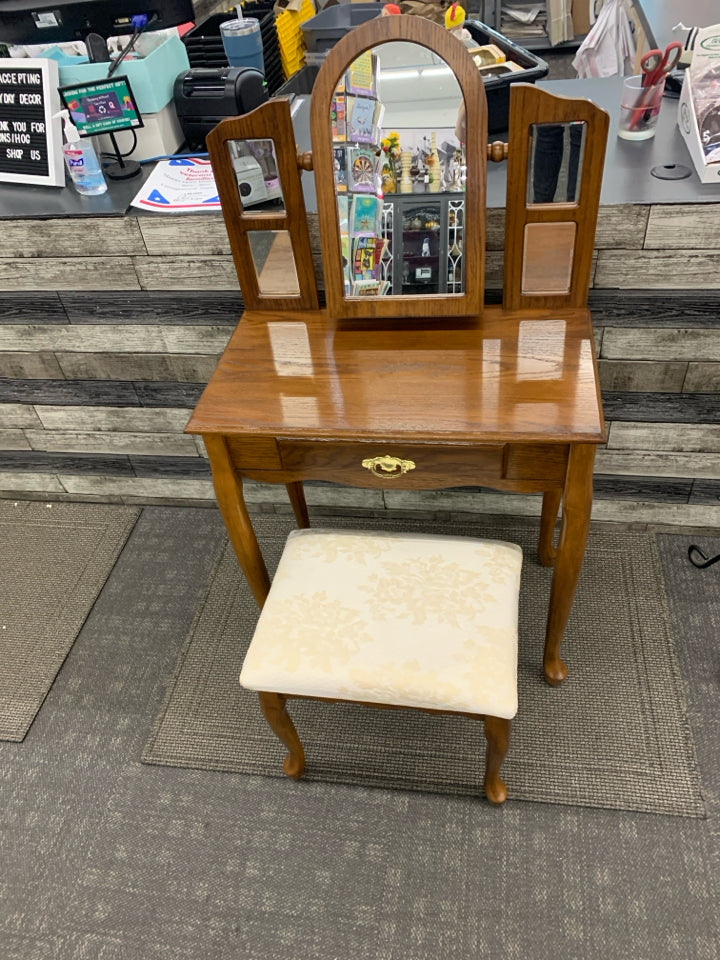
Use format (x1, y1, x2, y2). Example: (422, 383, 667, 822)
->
(310, 15, 488, 321)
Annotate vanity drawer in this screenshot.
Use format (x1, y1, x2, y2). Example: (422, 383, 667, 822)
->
(226, 436, 282, 471)
(505, 444, 569, 482)
(277, 439, 505, 488)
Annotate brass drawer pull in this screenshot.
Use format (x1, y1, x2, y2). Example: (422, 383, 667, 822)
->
(361, 455, 416, 479)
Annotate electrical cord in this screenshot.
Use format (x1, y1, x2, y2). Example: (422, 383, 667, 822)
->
(100, 129, 138, 160)
(106, 13, 159, 79)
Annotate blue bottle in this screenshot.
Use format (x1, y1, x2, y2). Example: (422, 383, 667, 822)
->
(55, 110, 108, 196)
(220, 16, 265, 74)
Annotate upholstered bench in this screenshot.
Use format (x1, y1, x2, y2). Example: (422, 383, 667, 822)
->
(240, 528, 522, 804)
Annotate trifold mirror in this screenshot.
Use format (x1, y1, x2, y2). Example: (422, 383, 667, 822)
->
(310, 15, 487, 320)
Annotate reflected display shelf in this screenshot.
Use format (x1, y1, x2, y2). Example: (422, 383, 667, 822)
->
(380, 193, 465, 296)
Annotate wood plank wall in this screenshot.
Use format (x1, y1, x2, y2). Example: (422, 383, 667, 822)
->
(1, 207, 719, 527)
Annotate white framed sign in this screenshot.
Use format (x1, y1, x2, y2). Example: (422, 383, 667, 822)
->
(0, 57, 65, 186)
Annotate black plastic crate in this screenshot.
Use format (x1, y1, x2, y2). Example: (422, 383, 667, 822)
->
(466, 20, 548, 133)
(183, 8, 284, 95)
(277, 19, 547, 133)
(276, 18, 547, 134)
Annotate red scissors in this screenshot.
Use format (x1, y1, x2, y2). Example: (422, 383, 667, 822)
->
(640, 41, 683, 87)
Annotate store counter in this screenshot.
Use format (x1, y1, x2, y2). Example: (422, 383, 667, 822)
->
(1, 75, 718, 293)
(1, 75, 719, 519)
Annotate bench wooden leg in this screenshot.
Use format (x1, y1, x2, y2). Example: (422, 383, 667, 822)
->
(258, 692, 306, 780)
(286, 481, 310, 528)
(483, 714, 510, 805)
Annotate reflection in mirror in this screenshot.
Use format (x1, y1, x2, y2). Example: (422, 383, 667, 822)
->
(526, 122, 586, 205)
(250, 231, 300, 296)
(400, 200, 443, 294)
(522, 222, 576, 295)
(227, 138, 285, 212)
(331, 42, 466, 298)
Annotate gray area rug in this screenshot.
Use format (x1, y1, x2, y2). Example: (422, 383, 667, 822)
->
(143, 515, 705, 817)
(0, 499, 139, 741)
(1, 507, 717, 960)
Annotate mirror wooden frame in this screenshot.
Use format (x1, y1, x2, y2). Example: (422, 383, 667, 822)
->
(310, 15, 488, 321)
(503, 85, 609, 310)
(206, 99, 319, 312)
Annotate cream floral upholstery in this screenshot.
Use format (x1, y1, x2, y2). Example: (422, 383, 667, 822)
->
(240, 529, 522, 719)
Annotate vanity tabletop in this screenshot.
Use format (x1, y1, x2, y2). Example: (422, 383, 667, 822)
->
(186, 304, 606, 445)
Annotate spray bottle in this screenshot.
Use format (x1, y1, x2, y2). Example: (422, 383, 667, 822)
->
(54, 110, 108, 196)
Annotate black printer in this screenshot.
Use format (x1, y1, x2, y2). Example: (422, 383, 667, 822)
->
(173, 66, 268, 149)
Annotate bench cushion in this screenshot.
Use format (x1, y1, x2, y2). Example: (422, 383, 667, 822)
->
(240, 528, 522, 718)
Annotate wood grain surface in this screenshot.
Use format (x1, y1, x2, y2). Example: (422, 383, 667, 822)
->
(503, 85, 609, 311)
(206, 99, 319, 312)
(186, 305, 605, 445)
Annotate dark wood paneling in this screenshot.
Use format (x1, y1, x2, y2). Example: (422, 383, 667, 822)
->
(602, 392, 720, 424)
(588, 291, 720, 328)
(130, 455, 212, 478)
(0, 378, 140, 406)
(484, 289, 504, 304)
(0, 451, 133, 475)
(0, 452, 211, 481)
(59, 291, 244, 325)
(0, 292, 67, 323)
(688, 479, 720, 505)
(0, 289, 711, 327)
(5, 289, 714, 329)
(134, 382, 205, 408)
(592, 474, 692, 502)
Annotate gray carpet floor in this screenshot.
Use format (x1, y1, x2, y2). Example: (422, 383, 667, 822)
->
(0, 506, 718, 960)
(0, 501, 140, 742)
(142, 518, 704, 817)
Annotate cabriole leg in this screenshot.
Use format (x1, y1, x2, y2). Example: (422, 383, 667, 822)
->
(483, 714, 510, 805)
(544, 444, 595, 685)
(286, 481, 310, 528)
(539, 489, 562, 566)
(258, 691, 306, 780)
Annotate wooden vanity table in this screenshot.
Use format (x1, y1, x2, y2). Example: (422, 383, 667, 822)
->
(186, 15, 609, 685)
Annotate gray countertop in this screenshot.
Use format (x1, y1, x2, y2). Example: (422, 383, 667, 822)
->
(534, 76, 720, 205)
(1, 74, 719, 219)
(0, 161, 154, 219)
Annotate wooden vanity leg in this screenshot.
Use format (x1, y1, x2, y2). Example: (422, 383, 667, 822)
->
(203, 434, 271, 608)
(286, 481, 310, 528)
(258, 692, 306, 780)
(538, 488, 562, 566)
(483, 715, 510, 805)
(543, 443, 595, 686)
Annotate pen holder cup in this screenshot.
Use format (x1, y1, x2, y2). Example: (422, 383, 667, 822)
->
(618, 74, 666, 141)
